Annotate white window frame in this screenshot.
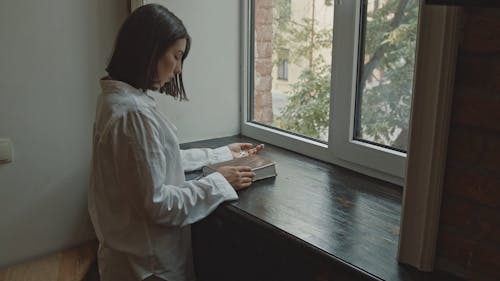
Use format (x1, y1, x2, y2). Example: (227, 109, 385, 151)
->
(398, 5, 461, 270)
(330, 0, 407, 179)
(241, 0, 412, 185)
(242, 1, 462, 270)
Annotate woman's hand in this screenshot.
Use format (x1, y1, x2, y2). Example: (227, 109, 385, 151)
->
(227, 143, 265, 159)
(216, 166, 256, 191)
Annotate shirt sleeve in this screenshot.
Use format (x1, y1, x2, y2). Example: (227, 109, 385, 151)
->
(113, 112, 238, 227)
(180, 146, 233, 172)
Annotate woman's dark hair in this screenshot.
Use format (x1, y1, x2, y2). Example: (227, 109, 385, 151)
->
(106, 4, 191, 100)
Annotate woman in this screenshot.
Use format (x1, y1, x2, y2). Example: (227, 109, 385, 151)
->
(88, 4, 263, 281)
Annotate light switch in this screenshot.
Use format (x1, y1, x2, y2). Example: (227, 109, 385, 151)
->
(0, 138, 13, 164)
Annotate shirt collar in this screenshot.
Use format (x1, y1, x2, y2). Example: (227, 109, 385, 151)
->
(100, 79, 156, 106)
(100, 79, 145, 95)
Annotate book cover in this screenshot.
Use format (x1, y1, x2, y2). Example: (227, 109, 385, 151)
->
(202, 154, 277, 181)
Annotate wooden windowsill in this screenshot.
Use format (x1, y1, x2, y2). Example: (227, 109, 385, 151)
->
(182, 135, 461, 281)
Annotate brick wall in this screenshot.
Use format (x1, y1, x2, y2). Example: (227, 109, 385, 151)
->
(253, 0, 274, 123)
(436, 7, 500, 281)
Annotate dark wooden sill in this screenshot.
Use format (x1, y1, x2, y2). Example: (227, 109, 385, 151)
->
(426, 0, 500, 7)
(182, 135, 462, 281)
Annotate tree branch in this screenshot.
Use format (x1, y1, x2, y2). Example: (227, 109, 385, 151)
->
(361, 0, 411, 85)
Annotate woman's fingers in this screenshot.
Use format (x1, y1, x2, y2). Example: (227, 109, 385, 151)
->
(239, 143, 254, 149)
(230, 143, 265, 158)
(217, 166, 258, 190)
(238, 166, 253, 172)
(247, 144, 265, 155)
(235, 181, 253, 190)
(237, 182, 253, 190)
(233, 166, 254, 190)
(239, 172, 255, 178)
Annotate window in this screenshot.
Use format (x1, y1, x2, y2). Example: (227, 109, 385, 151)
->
(354, 0, 417, 152)
(242, 0, 420, 184)
(278, 0, 291, 23)
(277, 49, 289, 80)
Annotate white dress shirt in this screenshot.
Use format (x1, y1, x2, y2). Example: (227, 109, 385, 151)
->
(88, 80, 237, 281)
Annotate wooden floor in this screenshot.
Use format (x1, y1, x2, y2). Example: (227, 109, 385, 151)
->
(0, 240, 97, 281)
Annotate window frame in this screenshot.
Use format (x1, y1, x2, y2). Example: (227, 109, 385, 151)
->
(240, 0, 461, 270)
(240, 0, 411, 186)
(330, 0, 408, 180)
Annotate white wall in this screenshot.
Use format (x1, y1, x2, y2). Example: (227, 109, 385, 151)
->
(0, 0, 241, 268)
(0, 0, 127, 267)
(148, 0, 241, 143)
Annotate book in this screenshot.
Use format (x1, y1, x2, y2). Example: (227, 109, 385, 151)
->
(202, 154, 277, 181)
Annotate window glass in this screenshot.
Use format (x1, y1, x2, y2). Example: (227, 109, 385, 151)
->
(252, 0, 334, 143)
(354, 0, 419, 152)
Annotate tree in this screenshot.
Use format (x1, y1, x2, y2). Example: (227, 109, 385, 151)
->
(357, 0, 418, 150)
(272, 0, 418, 149)
(272, 0, 333, 140)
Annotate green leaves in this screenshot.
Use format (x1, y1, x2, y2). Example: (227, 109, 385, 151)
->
(270, 0, 418, 149)
(358, 0, 418, 150)
(277, 63, 331, 140)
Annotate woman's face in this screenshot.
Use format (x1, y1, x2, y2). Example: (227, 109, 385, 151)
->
(155, 38, 187, 87)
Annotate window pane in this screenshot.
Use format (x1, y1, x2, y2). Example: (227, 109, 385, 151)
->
(354, 0, 419, 152)
(252, 0, 333, 143)
(277, 49, 289, 80)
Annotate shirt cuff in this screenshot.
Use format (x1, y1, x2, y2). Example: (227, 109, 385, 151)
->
(205, 172, 239, 201)
(208, 146, 233, 164)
